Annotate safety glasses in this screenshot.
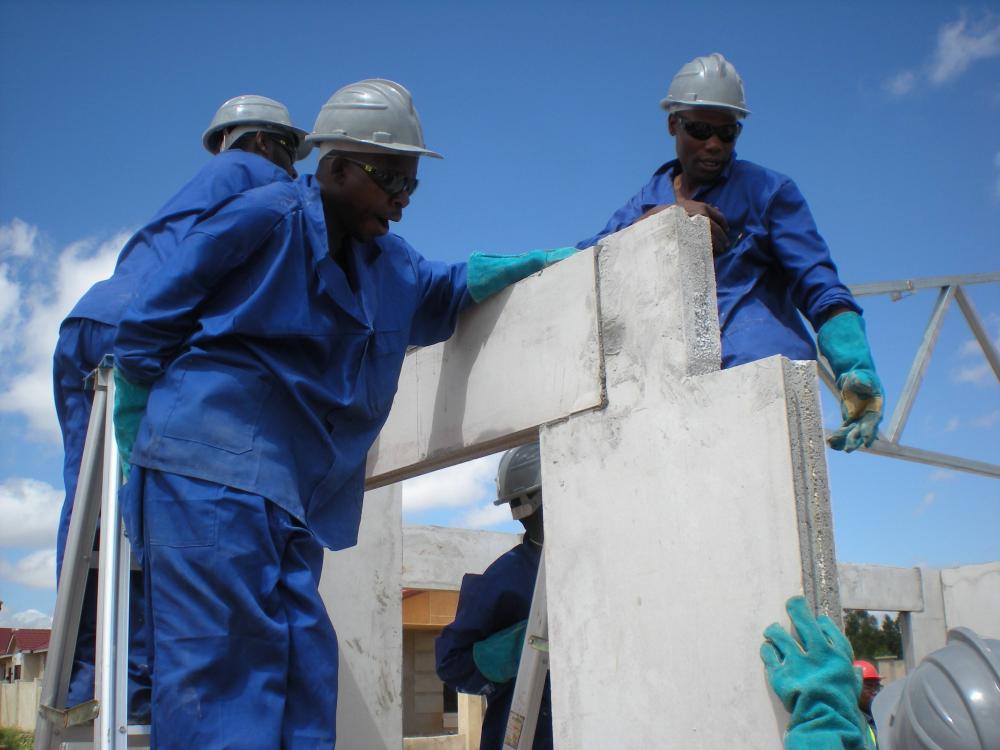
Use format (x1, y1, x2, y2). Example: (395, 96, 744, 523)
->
(675, 115, 742, 144)
(343, 158, 419, 197)
(266, 133, 298, 164)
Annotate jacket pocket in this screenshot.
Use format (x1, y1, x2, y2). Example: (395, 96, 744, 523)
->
(162, 363, 271, 454)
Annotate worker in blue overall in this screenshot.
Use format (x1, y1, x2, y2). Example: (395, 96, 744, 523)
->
(436, 442, 552, 750)
(112, 80, 575, 748)
(577, 53, 883, 453)
(52, 94, 310, 716)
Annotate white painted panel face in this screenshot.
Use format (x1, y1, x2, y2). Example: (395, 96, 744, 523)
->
(319, 484, 403, 750)
(541, 359, 809, 749)
(941, 562, 1000, 635)
(366, 248, 604, 486)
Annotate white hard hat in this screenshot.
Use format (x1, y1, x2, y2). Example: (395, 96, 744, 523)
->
(872, 628, 1000, 750)
(494, 443, 542, 520)
(306, 79, 442, 160)
(660, 53, 750, 118)
(202, 94, 312, 159)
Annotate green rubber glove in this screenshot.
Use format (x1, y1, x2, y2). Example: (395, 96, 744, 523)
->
(760, 597, 874, 750)
(467, 247, 578, 302)
(472, 619, 527, 684)
(113, 368, 151, 481)
(817, 312, 884, 452)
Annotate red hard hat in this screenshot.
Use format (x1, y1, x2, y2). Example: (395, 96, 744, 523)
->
(854, 659, 881, 681)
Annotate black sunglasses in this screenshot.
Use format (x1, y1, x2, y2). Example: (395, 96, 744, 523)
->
(343, 158, 419, 197)
(675, 114, 742, 143)
(266, 132, 297, 164)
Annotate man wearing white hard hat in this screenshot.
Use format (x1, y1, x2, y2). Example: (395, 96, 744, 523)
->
(577, 54, 883, 455)
(112, 80, 574, 747)
(52, 93, 309, 720)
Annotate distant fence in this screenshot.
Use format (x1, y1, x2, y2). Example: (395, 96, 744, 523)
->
(1, 678, 42, 730)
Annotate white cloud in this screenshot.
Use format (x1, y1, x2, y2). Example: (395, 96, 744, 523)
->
(0, 608, 52, 628)
(0, 478, 62, 548)
(944, 416, 960, 432)
(928, 11, 1000, 85)
(886, 12, 1000, 95)
(953, 363, 995, 386)
(914, 491, 936, 516)
(0, 549, 56, 590)
(0, 220, 128, 442)
(929, 469, 957, 481)
(971, 409, 1000, 428)
(402, 454, 502, 513)
(885, 70, 917, 97)
(951, 323, 1000, 387)
(460, 501, 514, 529)
(0, 217, 39, 258)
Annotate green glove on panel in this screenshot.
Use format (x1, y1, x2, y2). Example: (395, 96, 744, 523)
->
(472, 619, 527, 684)
(760, 597, 874, 750)
(113, 368, 151, 481)
(467, 247, 578, 303)
(817, 312, 884, 452)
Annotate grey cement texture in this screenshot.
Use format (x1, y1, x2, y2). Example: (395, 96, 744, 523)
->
(319, 484, 403, 750)
(781, 358, 841, 622)
(366, 248, 604, 488)
(402, 525, 520, 590)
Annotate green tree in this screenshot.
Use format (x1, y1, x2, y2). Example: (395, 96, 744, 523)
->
(844, 609, 902, 661)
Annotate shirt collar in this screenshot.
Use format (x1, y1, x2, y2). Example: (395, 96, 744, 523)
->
(656, 152, 738, 188)
(297, 175, 383, 268)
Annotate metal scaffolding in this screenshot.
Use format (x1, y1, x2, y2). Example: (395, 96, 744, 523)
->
(817, 271, 1000, 479)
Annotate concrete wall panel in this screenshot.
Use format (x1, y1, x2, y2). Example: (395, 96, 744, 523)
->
(838, 563, 923, 612)
(941, 561, 1000, 636)
(367, 249, 604, 487)
(402, 526, 520, 590)
(319, 484, 403, 749)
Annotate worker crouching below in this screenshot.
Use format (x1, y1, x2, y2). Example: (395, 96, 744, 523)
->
(53, 94, 309, 719)
(436, 443, 553, 750)
(576, 53, 884, 453)
(112, 80, 575, 748)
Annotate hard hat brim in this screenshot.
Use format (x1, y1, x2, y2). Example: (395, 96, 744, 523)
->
(660, 98, 751, 117)
(202, 122, 313, 160)
(305, 134, 443, 160)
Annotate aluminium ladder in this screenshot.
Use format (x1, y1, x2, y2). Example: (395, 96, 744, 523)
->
(35, 357, 149, 750)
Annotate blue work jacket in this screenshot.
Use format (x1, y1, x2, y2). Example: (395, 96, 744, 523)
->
(577, 157, 861, 367)
(436, 541, 552, 750)
(67, 150, 291, 327)
(114, 175, 472, 552)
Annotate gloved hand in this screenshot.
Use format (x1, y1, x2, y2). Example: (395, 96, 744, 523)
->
(467, 247, 578, 302)
(817, 312, 884, 452)
(760, 596, 873, 750)
(113, 368, 151, 481)
(472, 619, 527, 684)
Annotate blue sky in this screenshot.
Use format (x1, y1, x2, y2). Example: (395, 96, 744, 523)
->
(1, 1, 998, 627)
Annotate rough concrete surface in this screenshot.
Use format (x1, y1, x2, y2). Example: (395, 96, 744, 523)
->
(366, 248, 603, 487)
(319, 484, 403, 750)
(403, 525, 520, 590)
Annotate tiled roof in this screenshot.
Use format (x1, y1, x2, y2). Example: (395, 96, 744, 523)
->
(5, 628, 50, 654)
(0, 628, 13, 655)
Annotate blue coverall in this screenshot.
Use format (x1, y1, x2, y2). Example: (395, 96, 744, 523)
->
(52, 149, 291, 712)
(435, 541, 552, 750)
(114, 174, 472, 748)
(576, 157, 861, 368)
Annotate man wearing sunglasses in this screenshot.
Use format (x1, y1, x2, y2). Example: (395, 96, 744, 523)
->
(112, 78, 573, 748)
(577, 53, 882, 454)
(52, 94, 310, 722)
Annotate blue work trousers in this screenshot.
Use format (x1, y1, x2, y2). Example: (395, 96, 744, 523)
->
(138, 468, 338, 749)
(53, 318, 150, 716)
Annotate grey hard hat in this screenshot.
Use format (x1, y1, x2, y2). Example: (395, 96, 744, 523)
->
(494, 443, 542, 520)
(202, 94, 312, 160)
(306, 78, 442, 159)
(872, 628, 1000, 750)
(660, 53, 750, 118)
